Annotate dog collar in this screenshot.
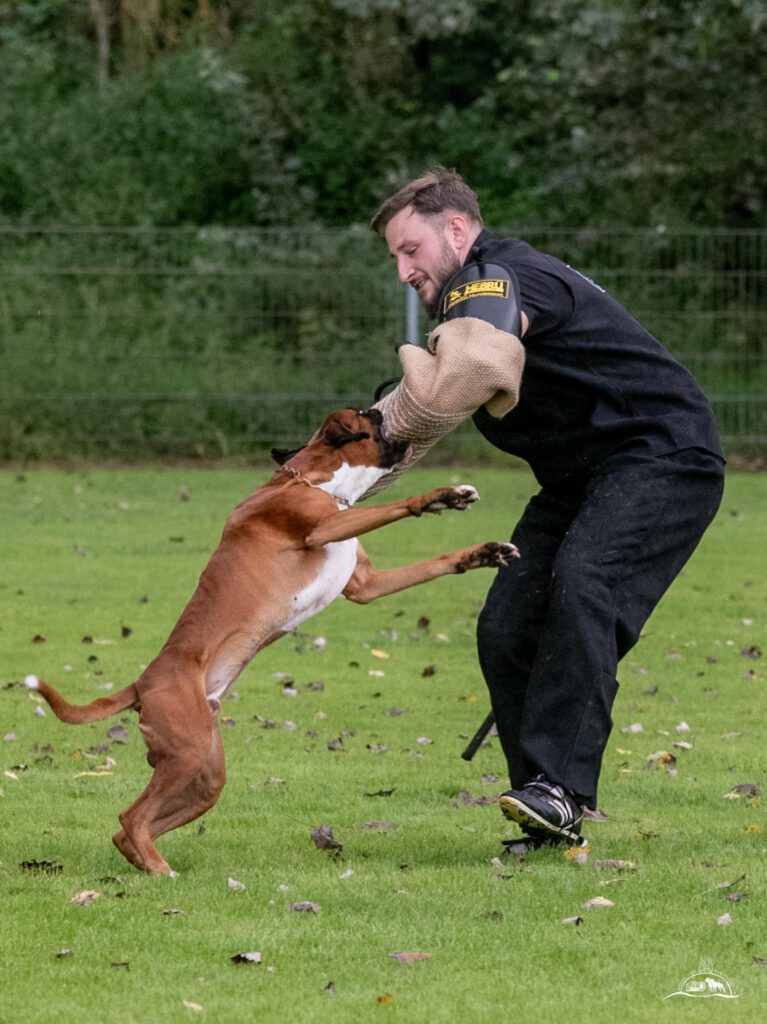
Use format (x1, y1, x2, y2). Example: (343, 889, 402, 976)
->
(278, 464, 351, 509)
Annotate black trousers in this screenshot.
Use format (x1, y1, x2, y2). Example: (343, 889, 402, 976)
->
(476, 447, 724, 808)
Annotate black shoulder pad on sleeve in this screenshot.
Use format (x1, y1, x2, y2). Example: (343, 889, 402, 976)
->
(437, 259, 521, 336)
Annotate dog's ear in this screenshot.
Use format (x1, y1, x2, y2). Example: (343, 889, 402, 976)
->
(323, 422, 371, 449)
(270, 445, 304, 465)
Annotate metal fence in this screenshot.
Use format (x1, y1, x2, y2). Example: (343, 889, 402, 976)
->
(1, 225, 765, 461)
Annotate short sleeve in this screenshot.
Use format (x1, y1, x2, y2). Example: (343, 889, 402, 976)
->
(514, 263, 575, 337)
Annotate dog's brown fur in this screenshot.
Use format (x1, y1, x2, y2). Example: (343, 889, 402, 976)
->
(27, 408, 516, 875)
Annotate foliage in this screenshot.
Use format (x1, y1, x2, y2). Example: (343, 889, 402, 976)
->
(0, 0, 765, 228)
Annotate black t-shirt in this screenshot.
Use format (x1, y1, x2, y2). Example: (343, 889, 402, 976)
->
(469, 231, 723, 485)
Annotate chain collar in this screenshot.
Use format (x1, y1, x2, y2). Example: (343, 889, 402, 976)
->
(278, 463, 350, 509)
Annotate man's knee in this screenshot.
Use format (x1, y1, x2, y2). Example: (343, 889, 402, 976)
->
(477, 600, 537, 676)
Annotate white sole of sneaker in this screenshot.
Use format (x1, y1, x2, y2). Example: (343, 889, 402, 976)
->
(499, 794, 582, 844)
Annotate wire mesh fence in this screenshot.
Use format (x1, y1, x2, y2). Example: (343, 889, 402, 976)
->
(1, 225, 765, 461)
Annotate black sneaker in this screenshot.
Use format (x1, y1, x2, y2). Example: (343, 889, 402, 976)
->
(499, 775, 584, 844)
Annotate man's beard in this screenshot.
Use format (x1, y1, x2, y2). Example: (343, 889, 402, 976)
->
(423, 241, 462, 319)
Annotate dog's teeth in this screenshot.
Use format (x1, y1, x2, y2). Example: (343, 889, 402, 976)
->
(24, 674, 40, 690)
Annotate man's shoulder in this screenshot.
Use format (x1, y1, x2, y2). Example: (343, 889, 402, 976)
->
(474, 232, 548, 269)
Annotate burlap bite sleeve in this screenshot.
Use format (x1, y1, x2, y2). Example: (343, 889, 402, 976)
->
(363, 316, 525, 498)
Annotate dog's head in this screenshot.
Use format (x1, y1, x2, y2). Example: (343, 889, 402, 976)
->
(272, 408, 409, 506)
(320, 407, 409, 470)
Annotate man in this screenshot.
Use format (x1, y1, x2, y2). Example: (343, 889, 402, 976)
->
(370, 167, 724, 848)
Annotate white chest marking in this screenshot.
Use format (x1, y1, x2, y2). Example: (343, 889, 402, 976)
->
(283, 539, 358, 632)
(317, 462, 392, 507)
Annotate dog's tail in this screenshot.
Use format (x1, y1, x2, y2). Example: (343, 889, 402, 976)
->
(24, 675, 139, 724)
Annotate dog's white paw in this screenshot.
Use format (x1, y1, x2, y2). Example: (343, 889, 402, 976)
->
(453, 485, 479, 505)
(24, 674, 40, 690)
(423, 485, 480, 514)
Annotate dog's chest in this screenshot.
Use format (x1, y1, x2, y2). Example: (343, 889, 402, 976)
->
(282, 539, 358, 631)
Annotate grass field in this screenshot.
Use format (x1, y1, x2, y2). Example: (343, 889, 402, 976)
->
(1, 464, 766, 1023)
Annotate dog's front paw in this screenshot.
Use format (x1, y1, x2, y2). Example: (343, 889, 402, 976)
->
(455, 541, 520, 572)
(420, 485, 479, 515)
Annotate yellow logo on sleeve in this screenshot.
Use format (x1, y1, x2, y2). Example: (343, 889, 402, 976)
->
(443, 278, 510, 315)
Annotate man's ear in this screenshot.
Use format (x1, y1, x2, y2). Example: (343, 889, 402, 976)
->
(444, 212, 471, 251)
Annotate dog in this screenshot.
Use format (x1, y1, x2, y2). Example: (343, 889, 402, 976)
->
(25, 407, 517, 875)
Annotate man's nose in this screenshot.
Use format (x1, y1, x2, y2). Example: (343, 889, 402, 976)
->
(396, 256, 414, 284)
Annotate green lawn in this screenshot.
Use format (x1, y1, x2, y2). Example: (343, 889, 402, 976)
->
(1, 465, 765, 1023)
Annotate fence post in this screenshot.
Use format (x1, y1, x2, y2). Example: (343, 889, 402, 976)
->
(405, 285, 421, 344)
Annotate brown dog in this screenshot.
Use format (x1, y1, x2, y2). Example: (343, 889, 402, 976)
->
(25, 407, 517, 875)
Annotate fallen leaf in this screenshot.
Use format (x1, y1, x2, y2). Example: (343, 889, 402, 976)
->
(339, 869, 354, 880)
(717, 912, 733, 925)
(55, 949, 73, 959)
(370, 649, 390, 660)
(416, 736, 432, 745)
(565, 845, 589, 864)
(182, 1001, 204, 1012)
(452, 791, 497, 807)
(70, 890, 101, 907)
(228, 877, 246, 891)
(110, 962, 130, 970)
(725, 892, 748, 902)
(583, 896, 614, 909)
(312, 824, 343, 855)
(323, 981, 336, 994)
(377, 993, 396, 1004)
(362, 820, 398, 831)
(621, 723, 644, 734)
(421, 665, 436, 677)
(163, 908, 186, 916)
(389, 951, 432, 964)
(365, 788, 396, 798)
(561, 916, 584, 926)
(741, 646, 762, 659)
(230, 951, 262, 965)
(21, 859, 63, 875)
(289, 901, 322, 913)
(644, 750, 677, 772)
(675, 721, 691, 733)
(582, 807, 609, 822)
(730, 783, 761, 797)
(593, 859, 636, 872)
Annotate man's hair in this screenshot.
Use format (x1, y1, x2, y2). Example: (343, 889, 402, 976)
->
(370, 166, 484, 235)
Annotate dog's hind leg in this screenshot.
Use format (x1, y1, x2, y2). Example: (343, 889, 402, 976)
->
(115, 693, 222, 875)
(145, 721, 226, 845)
